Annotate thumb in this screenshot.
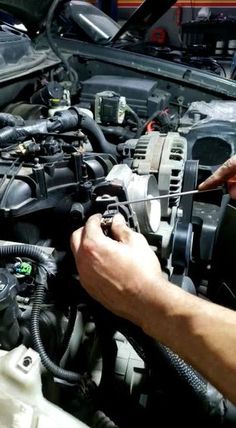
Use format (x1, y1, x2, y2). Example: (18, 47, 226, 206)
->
(199, 156, 236, 190)
(228, 182, 236, 200)
(111, 214, 133, 243)
(71, 226, 84, 254)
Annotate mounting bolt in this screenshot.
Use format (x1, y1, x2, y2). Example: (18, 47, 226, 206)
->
(22, 356, 32, 367)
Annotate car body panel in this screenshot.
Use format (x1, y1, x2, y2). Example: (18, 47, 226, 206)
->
(57, 37, 236, 98)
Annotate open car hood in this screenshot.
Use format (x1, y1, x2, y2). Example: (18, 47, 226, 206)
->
(0, 0, 177, 39)
(0, 0, 52, 31)
(110, 0, 177, 42)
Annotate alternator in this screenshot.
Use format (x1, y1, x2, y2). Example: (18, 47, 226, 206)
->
(95, 131, 187, 263)
(132, 132, 187, 217)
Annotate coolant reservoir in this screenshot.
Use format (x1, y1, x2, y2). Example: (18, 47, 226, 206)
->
(0, 345, 89, 428)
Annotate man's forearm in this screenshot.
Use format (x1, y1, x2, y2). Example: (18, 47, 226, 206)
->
(71, 213, 236, 404)
(141, 279, 236, 404)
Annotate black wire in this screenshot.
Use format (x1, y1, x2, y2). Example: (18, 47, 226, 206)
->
(215, 60, 226, 77)
(125, 105, 142, 138)
(46, 0, 79, 90)
(216, 282, 236, 303)
(140, 109, 172, 135)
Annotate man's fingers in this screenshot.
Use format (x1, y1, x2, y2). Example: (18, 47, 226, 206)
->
(111, 214, 134, 243)
(199, 155, 236, 190)
(71, 226, 84, 254)
(83, 213, 105, 242)
(228, 183, 236, 200)
(71, 213, 141, 255)
(71, 214, 106, 255)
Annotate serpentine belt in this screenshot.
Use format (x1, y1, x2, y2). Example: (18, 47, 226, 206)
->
(171, 160, 199, 276)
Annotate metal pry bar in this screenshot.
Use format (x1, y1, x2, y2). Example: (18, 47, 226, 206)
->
(107, 187, 222, 212)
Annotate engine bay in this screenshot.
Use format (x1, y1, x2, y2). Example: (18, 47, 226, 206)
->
(0, 35, 236, 425)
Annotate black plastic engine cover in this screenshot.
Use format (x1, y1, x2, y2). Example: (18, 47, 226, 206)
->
(0, 153, 116, 218)
(80, 75, 171, 118)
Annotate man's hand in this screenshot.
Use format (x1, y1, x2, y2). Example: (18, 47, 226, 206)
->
(199, 154, 236, 199)
(71, 213, 164, 326)
(71, 196, 236, 405)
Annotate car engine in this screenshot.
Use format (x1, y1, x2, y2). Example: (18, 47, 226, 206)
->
(0, 28, 236, 425)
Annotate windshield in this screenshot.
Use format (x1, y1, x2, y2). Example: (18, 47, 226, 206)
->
(67, 1, 120, 43)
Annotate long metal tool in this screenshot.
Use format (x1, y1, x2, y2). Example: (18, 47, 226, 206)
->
(107, 187, 221, 211)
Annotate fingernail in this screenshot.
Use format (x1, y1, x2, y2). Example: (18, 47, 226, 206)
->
(199, 177, 212, 189)
(112, 213, 126, 226)
(198, 182, 205, 189)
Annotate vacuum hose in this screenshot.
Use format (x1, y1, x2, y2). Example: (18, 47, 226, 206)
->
(114, 319, 236, 423)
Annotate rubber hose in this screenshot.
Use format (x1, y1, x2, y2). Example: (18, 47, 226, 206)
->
(156, 343, 207, 398)
(0, 110, 117, 158)
(100, 125, 134, 140)
(126, 332, 208, 401)
(0, 113, 25, 128)
(79, 114, 118, 157)
(116, 321, 225, 418)
(127, 335, 234, 421)
(0, 122, 48, 147)
(0, 110, 77, 147)
(31, 283, 81, 383)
